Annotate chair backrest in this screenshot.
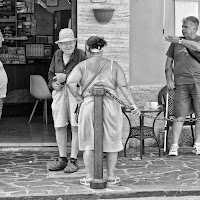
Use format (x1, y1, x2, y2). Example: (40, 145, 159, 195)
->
(30, 75, 52, 100)
(157, 85, 174, 116)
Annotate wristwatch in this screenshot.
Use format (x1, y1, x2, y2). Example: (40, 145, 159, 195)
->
(178, 38, 183, 44)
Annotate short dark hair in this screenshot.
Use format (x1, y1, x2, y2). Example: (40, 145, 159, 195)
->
(182, 16, 199, 28)
(86, 36, 107, 52)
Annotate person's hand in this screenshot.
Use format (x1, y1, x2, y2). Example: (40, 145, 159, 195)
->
(167, 80, 175, 90)
(75, 95, 83, 105)
(130, 104, 140, 116)
(74, 95, 83, 123)
(52, 81, 62, 91)
(164, 35, 180, 44)
(53, 73, 67, 83)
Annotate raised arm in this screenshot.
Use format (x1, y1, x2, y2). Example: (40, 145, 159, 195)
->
(165, 36, 200, 52)
(179, 38, 200, 52)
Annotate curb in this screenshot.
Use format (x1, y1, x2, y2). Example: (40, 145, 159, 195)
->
(1, 190, 200, 200)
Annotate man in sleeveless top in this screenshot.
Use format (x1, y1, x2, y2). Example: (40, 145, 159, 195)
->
(48, 28, 87, 172)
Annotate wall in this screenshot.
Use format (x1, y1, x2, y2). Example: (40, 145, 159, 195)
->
(130, 0, 175, 85)
(77, 0, 175, 86)
(77, 0, 130, 80)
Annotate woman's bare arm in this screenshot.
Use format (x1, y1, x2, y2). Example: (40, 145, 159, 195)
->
(115, 62, 138, 110)
(67, 63, 82, 99)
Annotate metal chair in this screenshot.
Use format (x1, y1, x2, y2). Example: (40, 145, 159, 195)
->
(122, 107, 162, 158)
(158, 86, 195, 154)
(28, 75, 52, 124)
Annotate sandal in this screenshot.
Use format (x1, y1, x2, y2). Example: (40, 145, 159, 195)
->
(107, 176, 121, 185)
(80, 177, 93, 186)
(64, 159, 79, 173)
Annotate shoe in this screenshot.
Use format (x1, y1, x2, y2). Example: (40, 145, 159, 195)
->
(192, 144, 200, 155)
(169, 144, 179, 156)
(107, 176, 121, 185)
(64, 158, 79, 173)
(48, 158, 68, 171)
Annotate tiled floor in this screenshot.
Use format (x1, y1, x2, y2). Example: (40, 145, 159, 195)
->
(0, 115, 71, 147)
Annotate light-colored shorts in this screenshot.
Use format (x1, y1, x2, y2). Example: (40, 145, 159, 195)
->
(51, 85, 78, 128)
(174, 83, 200, 118)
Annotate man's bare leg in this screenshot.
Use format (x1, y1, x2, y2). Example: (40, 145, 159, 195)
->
(169, 118, 184, 156)
(70, 126, 79, 158)
(172, 119, 184, 145)
(63, 126, 79, 173)
(48, 126, 68, 171)
(55, 126, 68, 157)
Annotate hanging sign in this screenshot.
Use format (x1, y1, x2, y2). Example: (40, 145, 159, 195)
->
(47, 0, 58, 7)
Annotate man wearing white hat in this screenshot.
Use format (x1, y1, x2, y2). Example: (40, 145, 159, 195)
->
(48, 28, 87, 172)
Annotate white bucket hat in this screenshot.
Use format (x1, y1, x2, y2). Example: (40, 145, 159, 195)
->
(55, 28, 77, 44)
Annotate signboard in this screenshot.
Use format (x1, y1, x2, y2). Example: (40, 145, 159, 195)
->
(46, 0, 58, 7)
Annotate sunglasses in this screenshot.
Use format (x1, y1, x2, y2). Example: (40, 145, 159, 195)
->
(60, 41, 75, 46)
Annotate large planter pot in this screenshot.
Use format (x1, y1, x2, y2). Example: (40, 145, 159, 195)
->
(92, 8, 115, 23)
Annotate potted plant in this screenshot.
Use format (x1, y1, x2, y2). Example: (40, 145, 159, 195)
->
(92, 8, 115, 23)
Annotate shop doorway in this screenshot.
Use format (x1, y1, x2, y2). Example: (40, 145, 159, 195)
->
(54, 9, 71, 52)
(0, 0, 76, 147)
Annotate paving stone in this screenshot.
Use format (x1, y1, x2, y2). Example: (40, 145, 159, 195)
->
(1, 186, 25, 192)
(48, 190, 66, 195)
(28, 190, 48, 195)
(10, 191, 27, 196)
(0, 147, 200, 199)
(28, 175, 47, 179)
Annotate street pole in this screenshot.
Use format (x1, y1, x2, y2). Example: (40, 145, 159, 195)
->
(90, 85, 107, 189)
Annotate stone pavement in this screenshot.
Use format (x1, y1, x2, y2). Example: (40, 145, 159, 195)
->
(1, 146, 200, 200)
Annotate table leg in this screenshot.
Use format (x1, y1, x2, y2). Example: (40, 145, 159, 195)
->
(140, 115, 144, 159)
(142, 139, 145, 154)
